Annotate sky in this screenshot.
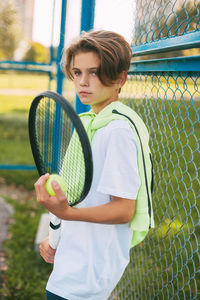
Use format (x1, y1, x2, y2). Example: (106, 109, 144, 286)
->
(32, 0, 136, 47)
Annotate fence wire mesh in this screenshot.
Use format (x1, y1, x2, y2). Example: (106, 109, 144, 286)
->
(133, 0, 200, 45)
(108, 73, 200, 299)
(107, 0, 200, 299)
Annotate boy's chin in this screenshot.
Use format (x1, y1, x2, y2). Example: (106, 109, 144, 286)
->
(80, 98, 92, 105)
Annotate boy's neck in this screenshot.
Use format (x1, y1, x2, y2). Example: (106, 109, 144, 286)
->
(91, 98, 119, 114)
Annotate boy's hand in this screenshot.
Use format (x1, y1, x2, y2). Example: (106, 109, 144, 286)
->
(34, 173, 69, 219)
(40, 236, 56, 264)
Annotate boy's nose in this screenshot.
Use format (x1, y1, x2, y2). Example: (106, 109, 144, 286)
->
(80, 75, 89, 86)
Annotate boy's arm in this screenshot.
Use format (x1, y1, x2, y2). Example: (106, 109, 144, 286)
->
(64, 196, 136, 224)
(35, 174, 136, 224)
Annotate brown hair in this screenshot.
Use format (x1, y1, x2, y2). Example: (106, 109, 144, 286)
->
(62, 30, 132, 86)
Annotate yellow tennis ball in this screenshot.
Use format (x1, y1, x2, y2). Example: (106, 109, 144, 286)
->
(45, 174, 67, 196)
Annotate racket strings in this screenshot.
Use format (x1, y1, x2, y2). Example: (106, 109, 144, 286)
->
(61, 130, 86, 205)
(35, 96, 87, 205)
(37, 98, 56, 172)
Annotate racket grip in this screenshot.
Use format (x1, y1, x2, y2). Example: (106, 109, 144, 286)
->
(49, 213, 61, 250)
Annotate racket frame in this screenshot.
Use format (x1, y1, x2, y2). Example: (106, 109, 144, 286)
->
(28, 90, 93, 205)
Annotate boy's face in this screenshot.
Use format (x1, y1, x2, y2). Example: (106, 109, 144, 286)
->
(72, 51, 123, 113)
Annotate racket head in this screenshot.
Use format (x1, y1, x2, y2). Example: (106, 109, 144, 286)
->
(28, 91, 93, 206)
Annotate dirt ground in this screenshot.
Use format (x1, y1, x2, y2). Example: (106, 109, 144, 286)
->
(0, 177, 35, 202)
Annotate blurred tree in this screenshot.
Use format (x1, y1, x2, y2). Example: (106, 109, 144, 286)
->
(0, 0, 21, 60)
(22, 41, 49, 63)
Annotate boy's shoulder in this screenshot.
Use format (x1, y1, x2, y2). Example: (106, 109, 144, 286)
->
(94, 119, 133, 141)
(79, 101, 149, 140)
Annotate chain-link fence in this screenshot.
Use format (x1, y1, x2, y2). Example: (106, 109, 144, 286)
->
(108, 0, 200, 299)
(134, 0, 200, 44)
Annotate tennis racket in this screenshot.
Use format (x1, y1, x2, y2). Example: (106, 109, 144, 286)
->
(28, 91, 93, 249)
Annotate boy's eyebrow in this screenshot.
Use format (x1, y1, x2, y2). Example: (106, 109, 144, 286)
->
(72, 67, 98, 71)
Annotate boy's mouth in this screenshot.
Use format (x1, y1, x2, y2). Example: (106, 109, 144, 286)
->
(79, 91, 91, 96)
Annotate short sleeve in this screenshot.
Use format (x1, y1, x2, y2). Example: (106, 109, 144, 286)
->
(97, 124, 141, 199)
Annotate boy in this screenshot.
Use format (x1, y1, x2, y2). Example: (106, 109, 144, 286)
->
(35, 30, 152, 300)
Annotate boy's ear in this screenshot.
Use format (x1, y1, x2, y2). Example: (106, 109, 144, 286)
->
(118, 71, 127, 87)
(117, 71, 127, 93)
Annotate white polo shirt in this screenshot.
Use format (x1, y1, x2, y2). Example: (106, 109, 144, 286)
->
(46, 120, 141, 300)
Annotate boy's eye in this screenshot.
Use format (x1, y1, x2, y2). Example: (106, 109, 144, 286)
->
(73, 70, 81, 77)
(90, 71, 98, 76)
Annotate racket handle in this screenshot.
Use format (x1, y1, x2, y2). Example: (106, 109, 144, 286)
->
(49, 213, 61, 250)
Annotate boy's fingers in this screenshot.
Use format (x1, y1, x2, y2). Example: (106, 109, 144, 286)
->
(40, 250, 55, 264)
(34, 173, 50, 202)
(48, 246, 57, 254)
(40, 238, 56, 263)
(34, 173, 49, 190)
(51, 181, 66, 201)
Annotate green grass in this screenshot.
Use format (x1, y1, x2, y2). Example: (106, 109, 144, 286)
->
(0, 73, 73, 299)
(0, 72, 74, 99)
(0, 197, 52, 300)
(0, 71, 55, 90)
(0, 113, 31, 163)
(0, 74, 52, 299)
(0, 94, 38, 189)
(0, 73, 76, 188)
(0, 95, 33, 114)
(0, 72, 199, 299)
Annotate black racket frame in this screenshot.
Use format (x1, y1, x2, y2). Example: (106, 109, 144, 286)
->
(28, 90, 93, 204)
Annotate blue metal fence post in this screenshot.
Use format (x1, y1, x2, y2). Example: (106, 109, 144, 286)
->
(56, 0, 67, 95)
(80, 0, 95, 32)
(75, 0, 96, 114)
